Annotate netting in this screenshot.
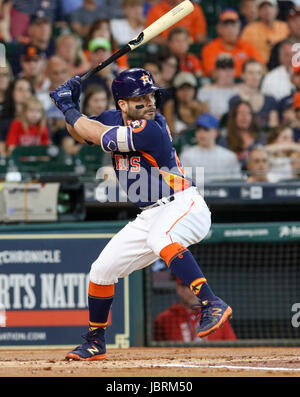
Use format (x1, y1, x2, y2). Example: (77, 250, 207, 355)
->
(145, 224, 300, 346)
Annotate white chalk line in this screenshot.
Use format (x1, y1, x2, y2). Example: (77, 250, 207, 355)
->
(150, 363, 300, 372)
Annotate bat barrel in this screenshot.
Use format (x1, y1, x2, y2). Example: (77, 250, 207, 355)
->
(80, 0, 194, 82)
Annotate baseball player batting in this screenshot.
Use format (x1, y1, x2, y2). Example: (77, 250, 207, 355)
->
(50, 68, 232, 361)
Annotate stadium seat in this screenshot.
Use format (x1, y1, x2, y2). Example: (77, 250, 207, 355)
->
(37, 162, 76, 175)
(76, 145, 104, 174)
(9, 145, 69, 174)
(0, 162, 7, 178)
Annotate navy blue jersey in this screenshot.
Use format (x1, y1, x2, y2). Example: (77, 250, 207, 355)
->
(93, 109, 193, 207)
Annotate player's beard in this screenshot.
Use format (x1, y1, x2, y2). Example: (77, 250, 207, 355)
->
(127, 104, 156, 121)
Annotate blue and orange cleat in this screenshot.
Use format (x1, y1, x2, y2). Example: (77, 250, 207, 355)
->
(65, 328, 106, 361)
(195, 297, 233, 338)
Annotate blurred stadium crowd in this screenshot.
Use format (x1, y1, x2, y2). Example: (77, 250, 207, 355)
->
(1, 0, 300, 183)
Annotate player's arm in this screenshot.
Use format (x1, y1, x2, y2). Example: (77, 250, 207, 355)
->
(66, 115, 119, 146)
(65, 116, 113, 146)
(49, 79, 117, 146)
(65, 122, 87, 144)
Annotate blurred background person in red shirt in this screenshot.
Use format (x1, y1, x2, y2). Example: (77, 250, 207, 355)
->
(154, 277, 237, 342)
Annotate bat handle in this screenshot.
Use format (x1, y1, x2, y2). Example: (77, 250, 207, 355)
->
(80, 44, 132, 83)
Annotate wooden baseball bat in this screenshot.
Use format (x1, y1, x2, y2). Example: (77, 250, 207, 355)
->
(80, 0, 194, 82)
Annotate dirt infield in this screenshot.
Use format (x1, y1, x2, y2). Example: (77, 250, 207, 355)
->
(0, 347, 299, 377)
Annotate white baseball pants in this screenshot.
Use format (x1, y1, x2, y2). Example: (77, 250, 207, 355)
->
(89, 187, 211, 285)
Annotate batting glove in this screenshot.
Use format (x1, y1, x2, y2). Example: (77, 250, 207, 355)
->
(65, 75, 82, 111)
(49, 84, 77, 114)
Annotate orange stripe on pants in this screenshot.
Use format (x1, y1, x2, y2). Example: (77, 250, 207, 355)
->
(165, 200, 195, 242)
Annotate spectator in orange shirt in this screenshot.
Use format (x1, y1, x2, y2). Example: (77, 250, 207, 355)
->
(201, 9, 265, 79)
(145, 0, 207, 46)
(154, 277, 236, 342)
(167, 26, 202, 77)
(241, 0, 290, 64)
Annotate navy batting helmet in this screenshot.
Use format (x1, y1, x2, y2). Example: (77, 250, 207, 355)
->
(112, 68, 162, 109)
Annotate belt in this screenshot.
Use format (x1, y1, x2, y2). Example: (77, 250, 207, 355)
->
(141, 194, 175, 210)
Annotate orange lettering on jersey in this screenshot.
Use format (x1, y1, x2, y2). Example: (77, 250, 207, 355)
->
(115, 154, 141, 172)
(115, 154, 129, 171)
(127, 119, 147, 133)
(131, 156, 141, 172)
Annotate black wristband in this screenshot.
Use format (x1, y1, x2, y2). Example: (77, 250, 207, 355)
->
(65, 108, 82, 128)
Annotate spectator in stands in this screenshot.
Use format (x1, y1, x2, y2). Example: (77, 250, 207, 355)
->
(85, 37, 117, 91)
(1, 2, 63, 46)
(145, 0, 207, 46)
(154, 277, 237, 342)
(241, 0, 289, 64)
(39, 55, 70, 112)
(0, 0, 14, 43)
(292, 92, 300, 143)
(0, 64, 12, 114)
(0, 77, 35, 156)
(143, 57, 163, 87)
(278, 65, 300, 122)
(246, 146, 271, 183)
(156, 51, 180, 109)
(180, 113, 242, 184)
(224, 100, 266, 168)
(85, 18, 112, 48)
(85, 19, 129, 74)
(19, 44, 48, 94)
(197, 53, 238, 121)
(201, 9, 264, 79)
(6, 96, 50, 155)
(69, 0, 111, 39)
(290, 151, 300, 179)
(229, 59, 279, 131)
(10, 16, 55, 76)
(110, 0, 145, 47)
(280, 98, 297, 128)
(12, 0, 65, 27)
(166, 26, 202, 77)
(265, 123, 300, 181)
(261, 39, 295, 102)
(159, 51, 180, 90)
(162, 72, 208, 136)
(55, 34, 89, 77)
(239, 0, 258, 31)
(142, 57, 166, 110)
(103, 0, 126, 19)
(82, 85, 110, 117)
(268, 5, 300, 70)
(27, 16, 55, 57)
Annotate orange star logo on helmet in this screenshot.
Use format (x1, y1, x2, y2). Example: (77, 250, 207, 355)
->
(140, 73, 153, 86)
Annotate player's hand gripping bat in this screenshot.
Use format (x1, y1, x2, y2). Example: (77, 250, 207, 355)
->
(80, 0, 194, 82)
